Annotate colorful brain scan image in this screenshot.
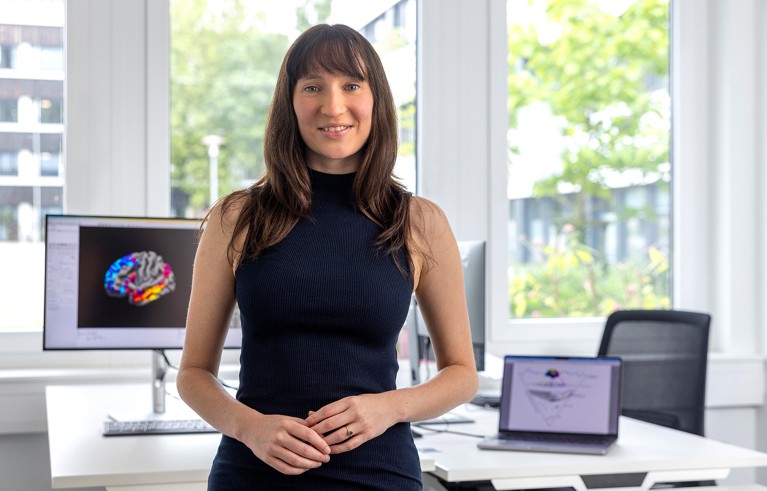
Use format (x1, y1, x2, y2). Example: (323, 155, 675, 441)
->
(545, 369, 560, 379)
(104, 251, 176, 306)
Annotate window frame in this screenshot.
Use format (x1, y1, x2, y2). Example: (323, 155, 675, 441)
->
(2, 0, 764, 364)
(0, 0, 170, 366)
(496, 0, 677, 349)
(418, 0, 609, 353)
(418, 0, 761, 357)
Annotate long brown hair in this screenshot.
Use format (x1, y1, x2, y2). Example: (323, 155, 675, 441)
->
(212, 24, 413, 277)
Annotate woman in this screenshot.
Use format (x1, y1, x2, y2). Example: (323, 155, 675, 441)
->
(177, 23, 478, 490)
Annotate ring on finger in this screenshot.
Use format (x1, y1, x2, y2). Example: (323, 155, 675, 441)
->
(344, 426, 353, 438)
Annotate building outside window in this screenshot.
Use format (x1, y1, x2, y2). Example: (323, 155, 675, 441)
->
(0, 0, 64, 332)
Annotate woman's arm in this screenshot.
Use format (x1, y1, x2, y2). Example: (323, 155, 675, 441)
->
(177, 202, 331, 474)
(306, 197, 478, 452)
(392, 196, 480, 417)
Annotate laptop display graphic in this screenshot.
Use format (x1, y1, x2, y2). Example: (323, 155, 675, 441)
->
(478, 355, 622, 455)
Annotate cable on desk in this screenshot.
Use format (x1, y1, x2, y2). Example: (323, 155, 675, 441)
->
(412, 423, 486, 439)
(154, 349, 239, 391)
(424, 337, 432, 380)
(468, 395, 501, 410)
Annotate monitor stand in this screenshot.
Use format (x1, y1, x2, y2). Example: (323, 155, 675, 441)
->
(152, 349, 167, 414)
(106, 351, 200, 422)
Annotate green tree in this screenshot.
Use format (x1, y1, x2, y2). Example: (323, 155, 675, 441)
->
(509, 0, 668, 240)
(296, 0, 332, 32)
(510, 234, 670, 318)
(507, 0, 670, 317)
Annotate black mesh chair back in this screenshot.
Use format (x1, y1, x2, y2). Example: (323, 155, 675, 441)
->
(597, 309, 711, 437)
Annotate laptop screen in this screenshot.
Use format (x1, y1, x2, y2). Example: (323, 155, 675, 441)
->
(498, 356, 622, 436)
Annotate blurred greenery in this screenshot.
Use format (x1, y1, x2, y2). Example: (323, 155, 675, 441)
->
(507, 0, 671, 317)
(510, 231, 670, 318)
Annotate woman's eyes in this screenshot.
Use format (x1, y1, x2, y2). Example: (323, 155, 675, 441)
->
(301, 82, 362, 92)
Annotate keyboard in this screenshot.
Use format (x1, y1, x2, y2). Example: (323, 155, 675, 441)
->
(470, 394, 501, 408)
(103, 418, 218, 436)
(414, 411, 474, 425)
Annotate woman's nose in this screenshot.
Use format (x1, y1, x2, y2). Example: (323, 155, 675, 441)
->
(321, 89, 345, 116)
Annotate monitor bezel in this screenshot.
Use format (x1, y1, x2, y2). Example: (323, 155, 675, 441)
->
(42, 214, 242, 351)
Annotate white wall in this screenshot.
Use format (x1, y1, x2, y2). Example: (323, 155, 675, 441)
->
(65, 0, 170, 217)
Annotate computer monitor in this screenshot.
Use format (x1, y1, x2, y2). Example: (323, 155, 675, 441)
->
(43, 214, 242, 415)
(407, 240, 485, 385)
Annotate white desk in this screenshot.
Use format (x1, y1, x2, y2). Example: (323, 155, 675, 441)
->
(418, 405, 767, 490)
(47, 384, 767, 491)
(45, 384, 434, 490)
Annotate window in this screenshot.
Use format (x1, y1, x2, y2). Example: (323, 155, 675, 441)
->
(506, 0, 671, 320)
(0, 151, 17, 175)
(0, 45, 13, 69)
(40, 45, 62, 71)
(169, 0, 416, 218)
(40, 97, 62, 124)
(0, 0, 65, 332)
(39, 151, 59, 176)
(0, 99, 16, 122)
(0, 0, 759, 366)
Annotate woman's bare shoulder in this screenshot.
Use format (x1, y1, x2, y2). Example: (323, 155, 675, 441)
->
(408, 195, 454, 291)
(202, 190, 250, 271)
(207, 192, 247, 233)
(409, 195, 449, 239)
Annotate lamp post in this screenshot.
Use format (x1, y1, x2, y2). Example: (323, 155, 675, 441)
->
(202, 134, 224, 207)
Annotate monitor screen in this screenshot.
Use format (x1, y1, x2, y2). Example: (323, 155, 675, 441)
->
(43, 214, 242, 350)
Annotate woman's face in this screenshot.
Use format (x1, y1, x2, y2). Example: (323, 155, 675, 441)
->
(293, 70, 374, 174)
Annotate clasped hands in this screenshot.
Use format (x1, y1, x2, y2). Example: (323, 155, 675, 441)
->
(244, 393, 396, 475)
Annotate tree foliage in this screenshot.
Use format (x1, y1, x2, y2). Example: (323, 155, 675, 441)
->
(510, 232, 670, 318)
(509, 0, 669, 215)
(507, 0, 671, 317)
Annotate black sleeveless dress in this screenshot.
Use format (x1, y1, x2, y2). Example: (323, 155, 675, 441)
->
(208, 169, 422, 490)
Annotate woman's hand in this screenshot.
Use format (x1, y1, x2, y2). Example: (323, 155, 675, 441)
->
(240, 413, 331, 475)
(305, 393, 398, 454)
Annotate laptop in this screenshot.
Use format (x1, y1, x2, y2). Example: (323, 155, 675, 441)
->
(478, 355, 622, 455)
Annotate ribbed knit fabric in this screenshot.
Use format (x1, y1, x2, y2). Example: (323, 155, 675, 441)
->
(208, 169, 421, 490)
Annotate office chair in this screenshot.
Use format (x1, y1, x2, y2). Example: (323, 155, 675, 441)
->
(598, 309, 713, 488)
